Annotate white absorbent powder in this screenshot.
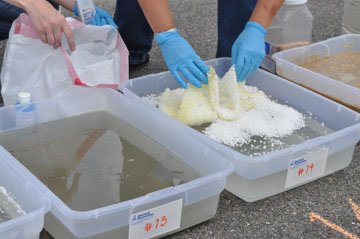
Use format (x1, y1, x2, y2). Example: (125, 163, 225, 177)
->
(204, 97, 305, 147)
(141, 94, 159, 108)
(0, 186, 26, 218)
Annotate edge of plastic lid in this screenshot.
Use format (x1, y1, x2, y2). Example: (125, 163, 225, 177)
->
(284, 0, 307, 5)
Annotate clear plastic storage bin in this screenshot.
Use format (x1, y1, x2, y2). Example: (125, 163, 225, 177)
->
(0, 88, 233, 238)
(272, 34, 360, 112)
(0, 147, 50, 239)
(122, 58, 360, 202)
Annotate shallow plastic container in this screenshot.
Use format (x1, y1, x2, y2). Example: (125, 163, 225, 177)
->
(122, 58, 360, 202)
(0, 88, 233, 238)
(0, 147, 50, 239)
(272, 34, 360, 112)
(342, 0, 360, 34)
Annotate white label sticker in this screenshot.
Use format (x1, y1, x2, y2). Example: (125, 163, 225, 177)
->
(285, 148, 328, 188)
(129, 199, 183, 239)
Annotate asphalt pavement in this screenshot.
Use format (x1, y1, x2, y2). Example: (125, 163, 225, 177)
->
(1, 0, 359, 238)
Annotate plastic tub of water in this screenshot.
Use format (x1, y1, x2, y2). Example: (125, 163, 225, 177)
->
(0, 147, 50, 239)
(0, 88, 233, 238)
(272, 34, 360, 112)
(121, 57, 360, 202)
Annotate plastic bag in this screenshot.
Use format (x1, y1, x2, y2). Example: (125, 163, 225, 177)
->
(0, 14, 128, 105)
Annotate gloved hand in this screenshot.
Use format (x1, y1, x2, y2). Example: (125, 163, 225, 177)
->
(231, 21, 267, 82)
(73, 4, 118, 29)
(155, 30, 209, 89)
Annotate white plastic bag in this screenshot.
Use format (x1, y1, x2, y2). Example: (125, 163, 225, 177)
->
(1, 14, 129, 105)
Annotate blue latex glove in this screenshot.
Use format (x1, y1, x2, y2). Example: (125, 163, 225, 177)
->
(231, 21, 267, 82)
(73, 4, 118, 29)
(155, 30, 209, 89)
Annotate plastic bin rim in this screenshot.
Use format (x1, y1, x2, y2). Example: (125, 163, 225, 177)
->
(46, 166, 233, 220)
(120, 57, 233, 91)
(0, 89, 231, 237)
(272, 33, 360, 58)
(0, 205, 49, 231)
(272, 34, 360, 63)
(273, 55, 360, 92)
(121, 86, 360, 164)
(0, 143, 231, 236)
(272, 35, 360, 92)
(0, 147, 232, 221)
(0, 89, 233, 212)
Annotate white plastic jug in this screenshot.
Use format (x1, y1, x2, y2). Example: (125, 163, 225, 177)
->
(266, 0, 313, 46)
(262, 0, 313, 73)
(342, 0, 360, 34)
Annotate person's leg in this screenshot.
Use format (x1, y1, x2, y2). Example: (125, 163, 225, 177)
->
(216, 0, 257, 57)
(0, 0, 24, 40)
(114, 0, 153, 68)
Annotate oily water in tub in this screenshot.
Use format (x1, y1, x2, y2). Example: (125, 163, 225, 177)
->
(0, 111, 200, 212)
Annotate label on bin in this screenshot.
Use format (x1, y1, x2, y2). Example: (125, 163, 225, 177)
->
(285, 148, 328, 188)
(129, 199, 183, 239)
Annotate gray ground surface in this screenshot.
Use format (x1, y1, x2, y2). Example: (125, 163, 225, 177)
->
(1, 0, 359, 238)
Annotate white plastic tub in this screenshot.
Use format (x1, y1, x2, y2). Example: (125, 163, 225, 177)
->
(122, 58, 360, 202)
(0, 88, 233, 238)
(0, 147, 50, 239)
(272, 34, 360, 111)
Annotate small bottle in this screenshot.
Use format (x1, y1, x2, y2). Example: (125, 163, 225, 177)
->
(342, 0, 360, 34)
(262, 0, 313, 73)
(76, 0, 96, 25)
(15, 92, 36, 129)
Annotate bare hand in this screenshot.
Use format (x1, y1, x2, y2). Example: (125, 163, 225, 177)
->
(25, 0, 75, 51)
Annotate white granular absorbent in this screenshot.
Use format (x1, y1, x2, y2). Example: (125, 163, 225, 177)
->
(0, 186, 26, 216)
(141, 94, 159, 108)
(204, 97, 305, 147)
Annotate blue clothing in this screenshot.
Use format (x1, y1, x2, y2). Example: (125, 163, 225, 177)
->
(216, 0, 257, 57)
(0, 0, 59, 41)
(0, 0, 24, 40)
(114, 0, 257, 60)
(114, 0, 153, 65)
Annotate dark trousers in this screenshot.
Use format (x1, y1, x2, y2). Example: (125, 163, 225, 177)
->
(0, 0, 24, 40)
(0, 0, 59, 41)
(114, 0, 154, 65)
(216, 0, 257, 57)
(115, 0, 257, 62)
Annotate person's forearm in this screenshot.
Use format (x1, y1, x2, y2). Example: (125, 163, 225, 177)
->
(249, 0, 284, 29)
(5, 0, 74, 12)
(138, 0, 175, 33)
(5, 0, 33, 11)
